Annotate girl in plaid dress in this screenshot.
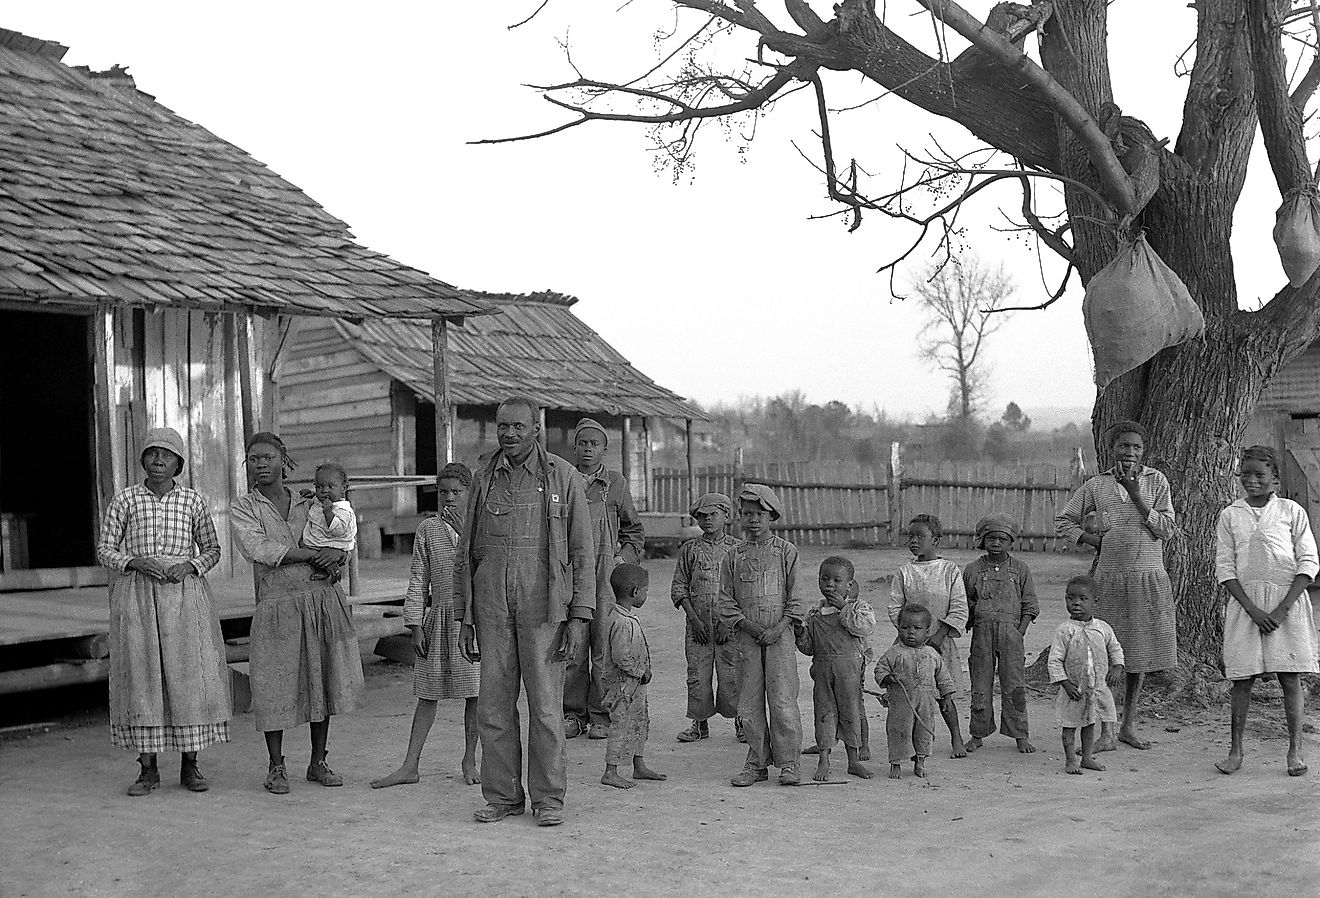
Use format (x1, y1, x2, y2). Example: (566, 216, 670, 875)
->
(372, 462, 481, 788)
(96, 427, 231, 796)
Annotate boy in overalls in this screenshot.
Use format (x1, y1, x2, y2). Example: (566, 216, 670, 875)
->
(962, 513, 1039, 754)
(671, 492, 744, 743)
(719, 485, 805, 786)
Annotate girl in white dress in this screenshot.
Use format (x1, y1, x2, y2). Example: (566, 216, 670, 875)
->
(1214, 446, 1318, 777)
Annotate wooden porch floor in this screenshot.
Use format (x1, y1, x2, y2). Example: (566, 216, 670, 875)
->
(0, 559, 410, 648)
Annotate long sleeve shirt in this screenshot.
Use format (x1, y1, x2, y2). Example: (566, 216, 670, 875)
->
(603, 605, 651, 681)
(1048, 618, 1124, 688)
(795, 598, 876, 657)
(579, 465, 645, 562)
(1056, 466, 1177, 546)
(716, 536, 804, 630)
(96, 484, 221, 575)
(671, 533, 740, 608)
(962, 554, 1039, 627)
(403, 516, 460, 627)
(1215, 496, 1320, 588)
(890, 558, 969, 636)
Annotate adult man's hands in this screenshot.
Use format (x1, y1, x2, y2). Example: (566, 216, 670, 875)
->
(459, 622, 479, 663)
(560, 618, 589, 662)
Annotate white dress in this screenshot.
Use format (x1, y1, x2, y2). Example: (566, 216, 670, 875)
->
(890, 559, 969, 693)
(1215, 496, 1320, 679)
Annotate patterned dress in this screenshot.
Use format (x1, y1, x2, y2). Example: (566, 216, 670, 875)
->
(1216, 496, 1320, 679)
(97, 484, 231, 753)
(890, 558, 969, 693)
(1056, 467, 1178, 674)
(404, 514, 479, 700)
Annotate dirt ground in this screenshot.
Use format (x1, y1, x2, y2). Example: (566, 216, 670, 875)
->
(3, 546, 1319, 897)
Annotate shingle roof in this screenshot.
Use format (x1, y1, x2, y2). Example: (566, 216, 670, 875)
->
(0, 28, 488, 320)
(335, 291, 705, 420)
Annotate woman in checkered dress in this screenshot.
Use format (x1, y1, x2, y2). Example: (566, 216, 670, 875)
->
(371, 462, 481, 789)
(1056, 420, 1177, 752)
(96, 427, 231, 797)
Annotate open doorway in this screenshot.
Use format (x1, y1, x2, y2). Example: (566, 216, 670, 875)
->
(0, 310, 97, 583)
(415, 399, 437, 514)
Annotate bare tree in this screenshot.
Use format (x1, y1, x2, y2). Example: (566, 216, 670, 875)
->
(487, 0, 1320, 663)
(913, 258, 1013, 421)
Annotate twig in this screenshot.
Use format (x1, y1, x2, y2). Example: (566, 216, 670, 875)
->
(509, 0, 552, 30)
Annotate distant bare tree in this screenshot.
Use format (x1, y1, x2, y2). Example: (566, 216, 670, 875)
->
(913, 258, 1014, 421)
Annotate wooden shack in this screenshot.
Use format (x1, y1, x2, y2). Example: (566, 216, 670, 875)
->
(1244, 339, 1320, 530)
(278, 291, 705, 548)
(0, 28, 486, 592)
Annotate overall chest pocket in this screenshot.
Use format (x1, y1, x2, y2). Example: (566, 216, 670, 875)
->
(483, 499, 512, 538)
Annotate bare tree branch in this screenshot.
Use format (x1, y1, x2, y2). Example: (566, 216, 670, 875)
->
(1248, 0, 1313, 195)
(509, 0, 553, 30)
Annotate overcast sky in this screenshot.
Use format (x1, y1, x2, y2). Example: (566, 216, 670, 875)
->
(8, 2, 1292, 423)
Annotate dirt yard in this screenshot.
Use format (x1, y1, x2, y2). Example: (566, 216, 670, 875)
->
(2, 546, 1318, 897)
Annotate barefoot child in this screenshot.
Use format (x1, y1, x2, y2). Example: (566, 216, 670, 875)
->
(1048, 576, 1124, 775)
(372, 463, 480, 789)
(720, 485, 805, 786)
(1214, 446, 1318, 777)
(890, 514, 969, 758)
(963, 514, 1038, 754)
(796, 556, 876, 781)
(302, 463, 356, 581)
(671, 492, 744, 744)
(601, 564, 666, 789)
(874, 605, 955, 778)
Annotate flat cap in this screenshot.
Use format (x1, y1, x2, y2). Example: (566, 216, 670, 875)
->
(689, 492, 732, 517)
(738, 484, 783, 521)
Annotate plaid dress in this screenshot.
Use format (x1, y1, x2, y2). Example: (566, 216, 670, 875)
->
(97, 484, 231, 753)
(1057, 468, 1178, 673)
(404, 514, 479, 700)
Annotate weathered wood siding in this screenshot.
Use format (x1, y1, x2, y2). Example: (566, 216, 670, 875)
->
(101, 307, 270, 580)
(276, 318, 395, 522)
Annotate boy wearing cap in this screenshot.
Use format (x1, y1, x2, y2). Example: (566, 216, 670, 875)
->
(96, 427, 231, 796)
(719, 484, 805, 786)
(962, 513, 1039, 754)
(671, 492, 743, 743)
(564, 417, 646, 740)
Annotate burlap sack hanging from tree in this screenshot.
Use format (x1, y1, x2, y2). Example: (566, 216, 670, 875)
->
(1272, 189, 1320, 288)
(1082, 233, 1205, 389)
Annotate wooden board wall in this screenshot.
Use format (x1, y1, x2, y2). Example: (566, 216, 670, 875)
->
(276, 318, 395, 519)
(101, 307, 270, 580)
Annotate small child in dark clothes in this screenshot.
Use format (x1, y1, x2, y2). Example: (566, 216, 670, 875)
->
(601, 564, 666, 789)
(795, 556, 876, 781)
(874, 605, 955, 779)
(962, 513, 1039, 754)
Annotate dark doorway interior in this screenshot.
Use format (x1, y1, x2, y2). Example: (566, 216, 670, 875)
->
(415, 399, 437, 513)
(0, 310, 97, 569)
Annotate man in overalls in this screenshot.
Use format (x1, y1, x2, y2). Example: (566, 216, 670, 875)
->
(563, 417, 645, 740)
(454, 397, 595, 827)
(718, 485, 805, 786)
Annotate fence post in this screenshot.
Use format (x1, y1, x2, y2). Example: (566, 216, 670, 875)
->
(1022, 472, 1035, 553)
(732, 447, 744, 538)
(887, 441, 903, 546)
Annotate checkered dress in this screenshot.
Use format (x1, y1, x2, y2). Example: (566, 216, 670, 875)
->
(404, 515, 479, 700)
(98, 483, 230, 753)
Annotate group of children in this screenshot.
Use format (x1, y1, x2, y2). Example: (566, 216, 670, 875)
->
(98, 424, 1316, 798)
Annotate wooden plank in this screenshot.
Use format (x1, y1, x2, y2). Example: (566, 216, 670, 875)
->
(392, 386, 418, 517)
(92, 306, 123, 510)
(433, 317, 452, 465)
(280, 399, 392, 426)
(236, 309, 262, 440)
(685, 418, 696, 514)
(0, 566, 108, 591)
(279, 380, 386, 412)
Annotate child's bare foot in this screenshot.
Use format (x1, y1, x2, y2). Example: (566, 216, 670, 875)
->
(858, 744, 871, 761)
(462, 758, 480, 785)
(813, 756, 831, 782)
(964, 736, 983, 753)
(1286, 749, 1308, 777)
(950, 737, 967, 759)
(1065, 758, 1082, 775)
(602, 769, 635, 789)
(1080, 757, 1105, 771)
(1094, 736, 1118, 752)
(847, 760, 874, 779)
(1215, 751, 1243, 775)
(1117, 727, 1151, 750)
(913, 758, 927, 778)
(370, 766, 420, 789)
(1016, 738, 1036, 754)
(801, 744, 820, 755)
(888, 764, 902, 779)
(633, 759, 666, 781)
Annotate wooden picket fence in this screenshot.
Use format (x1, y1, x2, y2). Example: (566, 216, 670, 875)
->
(651, 448, 1084, 551)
